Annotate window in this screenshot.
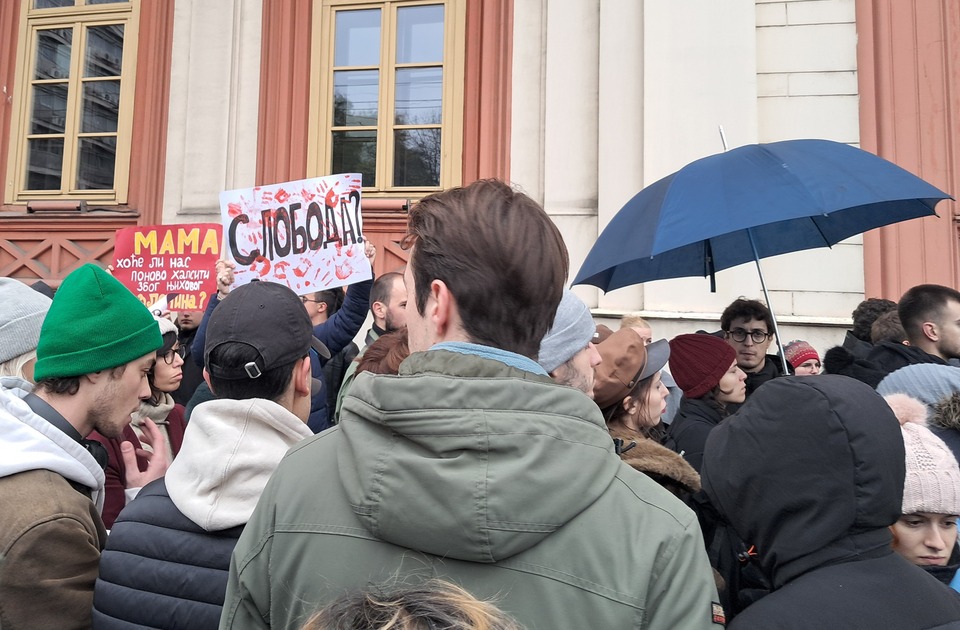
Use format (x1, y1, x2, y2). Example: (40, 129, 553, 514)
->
(309, 0, 465, 195)
(5, 0, 139, 204)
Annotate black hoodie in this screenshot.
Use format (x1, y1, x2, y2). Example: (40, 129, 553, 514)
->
(702, 376, 960, 629)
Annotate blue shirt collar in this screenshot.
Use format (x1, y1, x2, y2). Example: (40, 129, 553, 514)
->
(431, 342, 548, 376)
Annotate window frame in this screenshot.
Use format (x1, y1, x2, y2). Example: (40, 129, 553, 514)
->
(5, 0, 140, 205)
(307, 0, 465, 197)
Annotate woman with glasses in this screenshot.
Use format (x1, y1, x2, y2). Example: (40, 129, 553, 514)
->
(90, 315, 186, 528)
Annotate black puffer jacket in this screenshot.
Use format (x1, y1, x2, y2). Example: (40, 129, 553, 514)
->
(92, 479, 243, 629)
(702, 375, 960, 629)
(667, 397, 729, 473)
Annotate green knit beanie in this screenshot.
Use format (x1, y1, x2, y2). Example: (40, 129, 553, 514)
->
(34, 264, 162, 380)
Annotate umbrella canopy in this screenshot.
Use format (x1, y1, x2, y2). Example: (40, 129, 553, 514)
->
(574, 139, 951, 292)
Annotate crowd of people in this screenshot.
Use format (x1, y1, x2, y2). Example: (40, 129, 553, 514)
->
(3, 178, 960, 628)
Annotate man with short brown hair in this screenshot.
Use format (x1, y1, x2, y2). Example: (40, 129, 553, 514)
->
(721, 297, 783, 397)
(222, 179, 721, 630)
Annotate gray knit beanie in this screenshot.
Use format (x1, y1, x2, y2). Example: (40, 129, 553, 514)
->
(538, 289, 596, 373)
(878, 364, 960, 412)
(0, 278, 52, 364)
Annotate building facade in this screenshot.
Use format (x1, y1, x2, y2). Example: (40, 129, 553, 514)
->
(1, 0, 957, 350)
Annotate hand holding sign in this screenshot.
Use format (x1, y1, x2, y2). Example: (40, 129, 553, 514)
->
(215, 259, 236, 298)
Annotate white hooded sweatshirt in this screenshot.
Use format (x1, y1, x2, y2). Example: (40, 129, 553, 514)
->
(165, 397, 313, 531)
(0, 376, 105, 510)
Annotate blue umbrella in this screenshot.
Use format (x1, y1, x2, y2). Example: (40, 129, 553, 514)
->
(573, 139, 952, 371)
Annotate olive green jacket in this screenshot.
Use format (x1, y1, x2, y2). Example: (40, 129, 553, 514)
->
(221, 350, 721, 630)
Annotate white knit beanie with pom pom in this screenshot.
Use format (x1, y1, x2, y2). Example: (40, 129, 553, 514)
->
(885, 393, 960, 515)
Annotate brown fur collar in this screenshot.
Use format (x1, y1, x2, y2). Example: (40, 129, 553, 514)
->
(608, 427, 701, 495)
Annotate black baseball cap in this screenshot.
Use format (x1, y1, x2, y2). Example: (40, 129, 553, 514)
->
(205, 281, 330, 380)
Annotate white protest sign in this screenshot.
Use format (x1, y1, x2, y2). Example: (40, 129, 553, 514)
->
(219, 174, 372, 293)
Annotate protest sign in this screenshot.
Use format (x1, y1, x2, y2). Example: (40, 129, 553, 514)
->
(113, 223, 222, 311)
(219, 173, 371, 293)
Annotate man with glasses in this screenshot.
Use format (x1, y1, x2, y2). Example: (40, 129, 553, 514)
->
(721, 297, 784, 398)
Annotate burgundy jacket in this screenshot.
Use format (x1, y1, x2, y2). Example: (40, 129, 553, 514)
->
(89, 404, 186, 528)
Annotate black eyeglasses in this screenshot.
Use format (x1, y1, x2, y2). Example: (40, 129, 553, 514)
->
(726, 328, 771, 344)
(300, 296, 320, 304)
(160, 345, 186, 365)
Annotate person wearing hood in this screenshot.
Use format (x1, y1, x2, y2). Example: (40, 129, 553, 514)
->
(221, 180, 722, 630)
(89, 314, 188, 528)
(92, 281, 319, 629)
(884, 393, 960, 590)
(666, 333, 747, 473)
(0, 264, 163, 629)
(701, 376, 960, 629)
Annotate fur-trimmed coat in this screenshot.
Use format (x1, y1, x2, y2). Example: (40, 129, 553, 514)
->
(608, 426, 701, 498)
(932, 392, 960, 466)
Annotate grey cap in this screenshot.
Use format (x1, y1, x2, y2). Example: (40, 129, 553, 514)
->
(538, 289, 596, 373)
(0, 278, 52, 364)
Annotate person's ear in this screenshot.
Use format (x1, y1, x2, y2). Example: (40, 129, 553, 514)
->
(84, 370, 104, 386)
(923, 321, 939, 342)
(431, 279, 454, 336)
(622, 395, 638, 415)
(202, 368, 216, 395)
(294, 357, 312, 398)
(371, 300, 387, 320)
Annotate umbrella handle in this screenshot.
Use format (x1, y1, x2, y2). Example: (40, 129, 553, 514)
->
(747, 228, 791, 375)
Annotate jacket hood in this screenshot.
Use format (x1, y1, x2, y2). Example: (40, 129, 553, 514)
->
(166, 397, 312, 531)
(338, 350, 622, 563)
(0, 377, 105, 509)
(701, 375, 905, 588)
(868, 341, 946, 371)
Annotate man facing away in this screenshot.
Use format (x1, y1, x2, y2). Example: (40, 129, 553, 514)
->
(221, 179, 721, 630)
(0, 264, 163, 629)
(720, 298, 783, 398)
(92, 281, 321, 629)
(333, 270, 407, 421)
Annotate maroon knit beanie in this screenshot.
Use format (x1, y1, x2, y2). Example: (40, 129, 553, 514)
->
(668, 333, 736, 399)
